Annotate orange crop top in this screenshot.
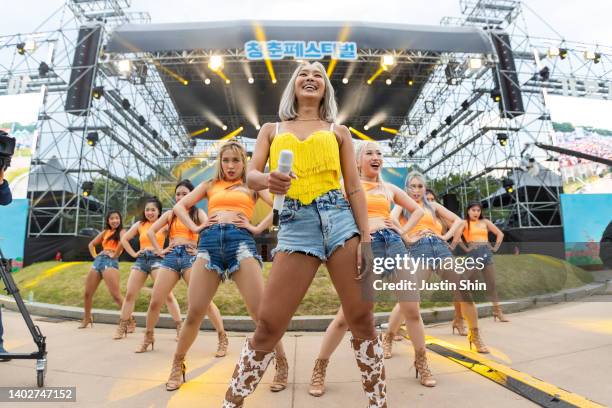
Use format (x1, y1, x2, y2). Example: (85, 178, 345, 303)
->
(363, 181, 391, 219)
(102, 230, 120, 251)
(463, 221, 489, 242)
(207, 180, 256, 220)
(169, 216, 198, 242)
(138, 221, 165, 249)
(402, 203, 443, 236)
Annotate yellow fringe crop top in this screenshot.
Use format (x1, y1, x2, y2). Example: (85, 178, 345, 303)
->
(269, 122, 341, 205)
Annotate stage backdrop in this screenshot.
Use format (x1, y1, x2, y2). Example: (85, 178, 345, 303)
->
(560, 194, 612, 266)
(0, 91, 43, 269)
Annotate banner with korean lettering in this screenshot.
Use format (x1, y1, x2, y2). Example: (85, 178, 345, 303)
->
(245, 40, 357, 61)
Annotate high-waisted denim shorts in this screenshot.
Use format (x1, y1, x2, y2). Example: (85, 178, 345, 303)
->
(272, 189, 360, 262)
(465, 244, 494, 266)
(197, 223, 263, 281)
(371, 228, 410, 277)
(160, 245, 195, 277)
(92, 254, 119, 274)
(408, 235, 453, 264)
(132, 250, 163, 274)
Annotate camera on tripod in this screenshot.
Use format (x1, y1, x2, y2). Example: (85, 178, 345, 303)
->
(0, 130, 16, 171)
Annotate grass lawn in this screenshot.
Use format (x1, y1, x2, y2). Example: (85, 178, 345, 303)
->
(2, 254, 593, 316)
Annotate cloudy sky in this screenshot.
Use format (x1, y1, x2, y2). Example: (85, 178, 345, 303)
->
(1, 0, 610, 46)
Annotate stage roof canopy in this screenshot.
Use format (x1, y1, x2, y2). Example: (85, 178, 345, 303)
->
(106, 20, 495, 140)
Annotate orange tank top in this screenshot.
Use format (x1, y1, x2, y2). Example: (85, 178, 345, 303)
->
(169, 216, 198, 242)
(363, 181, 391, 219)
(207, 180, 256, 220)
(402, 203, 443, 236)
(102, 230, 120, 251)
(463, 221, 489, 242)
(138, 221, 165, 249)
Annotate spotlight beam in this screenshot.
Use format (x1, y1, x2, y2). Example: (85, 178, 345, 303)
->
(381, 127, 398, 135)
(367, 67, 384, 85)
(221, 126, 244, 140)
(254, 24, 277, 84)
(190, 127, 210, 137)
(349, 127, 375, 141)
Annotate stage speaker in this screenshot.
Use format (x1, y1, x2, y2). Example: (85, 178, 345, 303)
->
(65, 24, 103, 116)
(489, 30, 524, 119)
(442, 193, 460, 215)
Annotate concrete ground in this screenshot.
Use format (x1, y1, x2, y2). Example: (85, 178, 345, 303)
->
(1, 296, 611, 408)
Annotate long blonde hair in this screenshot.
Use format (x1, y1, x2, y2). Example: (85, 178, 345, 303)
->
(212, 141, 248, 183)
(403, 171, 438, 223)
(278, 61, 337, 122)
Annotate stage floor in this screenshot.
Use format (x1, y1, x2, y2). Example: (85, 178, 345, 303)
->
(1, 296, 611, 407)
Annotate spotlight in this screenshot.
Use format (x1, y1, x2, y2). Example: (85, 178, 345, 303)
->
(225, 79, 231, 84)
(594, 52, 601, 63)
(381, 54, 395, 69)
(559, 48, 568, 59)
(16, 42, 26, 55)
(444, 115, 452, 126)
(151, 130, 159, 139)
(585, 50, 601, 63)
(222, 125, 228, 131)
(171, 151, 178, 158)
(82, 181, 94, 197)
(204, 78, 211, 85)
(407, 79, 414, 86)
(92, 86, 104, 99)
(385, 78, 392, 85)
(248, 77, 254, 84)
(208, 55, 224, 71)
(86, 132, 99, 147)
(364, 125, 370, 131)
(418, 141, 425, 148)
(538, 66, 550, 81)
(272, 79, 277, 84)
(497, 133, 508, 146)
(490, 89, 501, 102)
(138, 115, 146, 126)
(38, 62, 50, 77)
(461, 100, 469, 110)
(468, 57, 483, 70)
(255, 124, 261, 130)
(162, 141, 169, 149)
(502, 177, 514, 194)
(408, 150, 414, 157)
(342, 77, 349, 84)
(121, 98, 131, 110)
(182, 79, 189, 85)
(430, 129, 438, 138)
(117, 59, 131, 74)
(547, 47, 560, 58)
(366, 79, 372, 85)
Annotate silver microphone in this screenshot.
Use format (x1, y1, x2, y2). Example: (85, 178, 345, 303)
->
(272, 150, 294, 227)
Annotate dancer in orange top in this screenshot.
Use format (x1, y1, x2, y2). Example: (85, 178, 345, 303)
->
(135, 180, 226, 356)
(165, 141, 290, 392)
(112, 197, 182, 339)
(459, 201, 507, 322)
(80, 210, 125, 328)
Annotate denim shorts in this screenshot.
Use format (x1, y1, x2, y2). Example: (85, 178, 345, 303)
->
(371, 228, 410, 277)
(272, 189, 360, 262)
(160, 245, 195, 276)
(92, 254, 119, 274)
(407, 235, 453, 268)
(465, 244, 494, 266)
(132, 250, 163, 274)
(197, 223, 263, 281)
